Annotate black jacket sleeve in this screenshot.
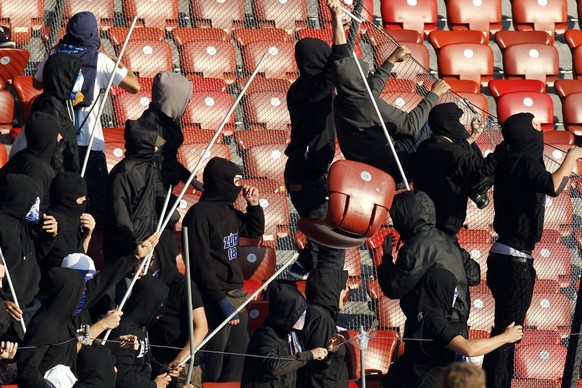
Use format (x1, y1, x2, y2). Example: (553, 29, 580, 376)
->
(250, 330, 313, 376)
(84, 254, 136, 309)
(17, 345, 51, 388)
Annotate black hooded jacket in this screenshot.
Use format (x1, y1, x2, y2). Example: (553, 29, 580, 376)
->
(241, 282, 313, 388)
(331, 55, 438, 173)
(73, 344, 117, 388)
(284, 40, 350, 183)
(1, 111, 59, 213)
(110, 276, 169, 388)
(297, 268, 349, 388)
(17, 267, 85, 388)
(31, 52, 82, 174)
(494, 113, 555, 251)
(377, 190, 469, 327)
(104, 122, 163, 262)
(0, 174, 45, 306)
(413, 103, 498, 235)
(183, 157, 265, 303)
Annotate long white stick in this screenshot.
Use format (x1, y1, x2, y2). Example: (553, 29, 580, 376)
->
(182, 227, 196, 383)
(0, 248, 26, 333)
(81, 16, 138, 177)
(352, 53, 411, 190)
(177, 253, 298, 365)
(158, 52, 269, 233)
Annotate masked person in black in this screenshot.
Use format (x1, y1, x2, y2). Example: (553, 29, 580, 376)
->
(482, 113, 582, 388)
(297, 268, 349, 388)
(383, 268, 523, 388)
(241, 281, 328, 387)
(73, 344, 117, 388)
(183, 157, 264, 382)
(17, 267, 85, 388)
(284, 0, 349, 280)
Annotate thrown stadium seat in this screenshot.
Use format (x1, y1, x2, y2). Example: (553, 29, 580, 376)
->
(515, 344, 567, 380)
(247, 300, 269, 335)
(253, 0, 308, 29)
(190, 0, 245, 29)
(428, 30, 487, 50)
(239, 245, 276, 281)
(381, 0, 438, 35)
(241, 41, 297, 80)
(525, 293, 571, 331)
(467, 293, 495, 331)
(235, 129, 289, 150)
(108, 26, 165, 46)
(502, 43, 560, 86)
(123, 40, 173, 78)
(112, 92, 152, 126)
(180, 40, 237, 84)
(232, 28, 292, 47)
(445, 0, 502, 37)
(488, 79, 546, 99)
(341, 329, 399, 380)
(234, 191, 291, 241)
(0, 0, 44, 44)
(177, 143, 231, 177)
(562, 92, 582, 136)
(0, 49, 30, 84)
(532, 242, 571, 287)
(298, 160, 396, 249)
(495, 30, 552, 50)
(496, 92, 554, 131)
(183, 91, 236, 133)
(122, 0, 179, 29)
(510, 0, 567, 37)
(243, 91, 291, 130)
(64, 0, 114, 29)
(374, 41, 429, 75)
(437, 43, 494, 86)
(544, 130, 574, 145)
(243, 143, 287, 184)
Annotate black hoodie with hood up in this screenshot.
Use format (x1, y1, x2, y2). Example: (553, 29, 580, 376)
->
(73, 344, 117, 388)
(377, 190, 469, 328)
(297, 268, 349, 388)
(17, 267, 85, 388)
(110, 276, 169, 388)
(31, 52, 82, 174)
(241, 281, 313, 387)
(183, 157, 265, 305)
(284, 39, 350, 183)
(104, 122, 163, 262)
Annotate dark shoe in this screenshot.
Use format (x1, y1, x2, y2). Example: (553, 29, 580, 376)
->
(0, 27, 15, 48)
(471, 193, 490, 209)
(287, 261, 309, 280)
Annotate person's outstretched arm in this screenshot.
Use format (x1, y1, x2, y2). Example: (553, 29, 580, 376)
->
(329, 0, 347, 46)
(447, 323, 523, 357)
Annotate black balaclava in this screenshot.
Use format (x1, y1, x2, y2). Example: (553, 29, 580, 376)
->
(25, 111, 60, 164)
(417, 267, 457, 317)
(200, 157, 243, 203)
(305, 268, 348, 320)
(428, 103, 468, 142)
(42, 52, 83, 101)
(389, 189, 436, 242)
(43, 267, 86, 320)
(75, 344, 117, 388)
(265, 281, 308, 336)
(295, 38, 332, 76)
(124, 120, 159, 161)
(501, 112, 544, 159)
(124, 276, 169, 327)
(50, 172, 87, 221)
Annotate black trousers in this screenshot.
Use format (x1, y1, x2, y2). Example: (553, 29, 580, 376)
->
(78, 147, 108, 229)
(482, 252, 536, 388)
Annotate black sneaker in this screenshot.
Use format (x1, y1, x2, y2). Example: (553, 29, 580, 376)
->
(287, 261, 309, 280)
(0, 27, 15, 48)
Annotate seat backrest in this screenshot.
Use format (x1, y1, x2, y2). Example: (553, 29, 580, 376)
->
(445, 0, 502, 35)
(377, 297, 406, 331)
(502, 43, 560, 85)
(554, 79, 582, 98)
(565, 29, 582, 49)
(374, 41, 429, 75)
(543, 130, 574, 145)
(0, 144, 7, 168)
(563, 92, 582, 125)
(177, 143, 231, 177)
(65, 0, 114, 26)
(247, 300, 269, 335)
(124, 40, 173, 78)
(437, 43, 494, 86)
(0, 90, 14, 130)
(112, 92, 152, 126)
(380, 0, 438, 34)
(180, 40, 236, 83)
(183, 91, 235, 130)
(239, 245, 276, 281)
(573, 46, 582, 80)
(496, 92, 554, 129)
(253, 0, 307, 29)
(233, 28, 291, 47)
(467, 293, 495, 331)
(428, 30, 486, 50)
(190, 0, 245, 29)
(241, 41, 297, 80)
(243, 92, 291, 130)
(495, 30, 552, 50)
(0, 49, 31, 84)
(488, 79, 546, 98)
(514, 344, 567, 380)
(244, 143, 287, 183)
(511, 0, 567, 36)
(123, 0, 179, 29)
(525, 293, 571, 330)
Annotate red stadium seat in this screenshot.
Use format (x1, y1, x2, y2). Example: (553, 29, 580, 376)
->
(122, 0, 179, 29)
(382, 79, 418, 94)
(108, 26, 165, 46)
(123, 40, 173, 78)
(562, 92, 582, 136)
(380, 0, 438, 35)
(232, 28, 292, 47)
(0, 90, 14, 135)
(112, 92, 152, 126)
(0, 49, 30, 84)
(247, 300, 269, 335)
(455, 92, 489, 115)
(532, 242, 571, 287)
(183, 91, 236, 133)
(235, 129, 289, 151)
(502, 43, 560, 86)
(177, 143, 231, 177)
(542, 190, 573, 236)
(0, 0, 44, 44)
(572, 46, 582, 80)
(298, 160, 396, 249)
(496, 92, 554, 131)
(554, 79, 582, 98)
(103, 127, 125, 144)
(252, 0, 308, 29)
(0, 144, 7, 168)
(241, 41, 297, 80)
(376, 296, 406, 332)
(379, 29, 424, 45)
(544, 130, 574, 145)
(240, 178, 284, 195)
(495, 30, 552, 50)
(64, 0, 115, 30)
(437, 43, 494, 86)
(243, 143, 287, 184)
(341, 329, 398, 379)
(234, 191, 291, 241)
(428, 30, 487, 50)
(173, 186, 200, 231)
(510, 0, 567, 37)
(488, 79, 546, 99)
(319, 0, 375, 28)
(189, 77, 228, 93)
(180, 40, 237, 84)
(445, 0, 502, 37)
(104, 141, 126, 172)
(373, 41, 429, 75)
(243, 91, 291, 130)
(457, 228, 492, 245)
(380, 91, 424, 113)
(12, 76, 41, 124)
(236, 76, 291, 94)
(172, 27, 229, 46)
(467, 293, 495, 331)
(447, 79, 481, 94)
(532, 279, 560, 294)
(239, 245, 276, 281)
(565, 29, 582, 49)
(515, 344, 567, 380)
(466, 243, 491, 279)
(182, 127, 224, 145)
(190, 0, 245, 29)
(525, 293, 571, 331)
